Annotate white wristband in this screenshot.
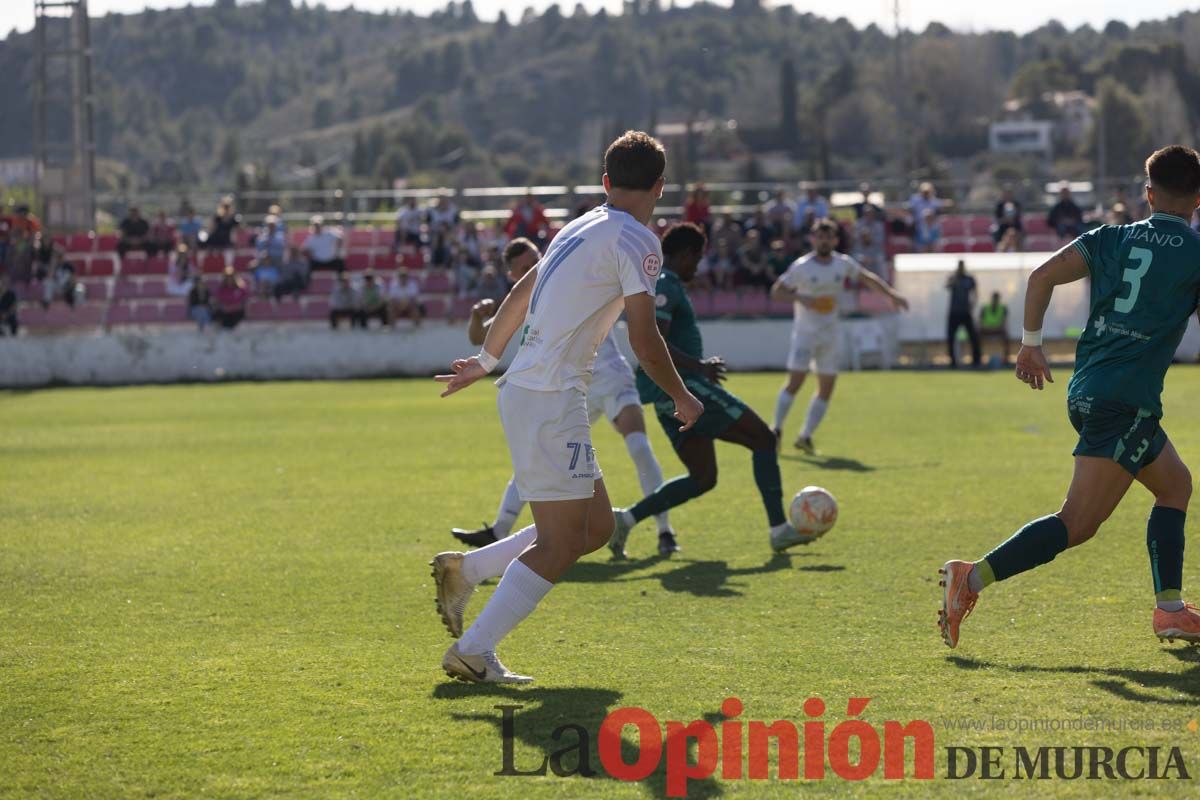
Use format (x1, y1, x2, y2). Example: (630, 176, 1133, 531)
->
(476, 349, 499, 373)
(1021, 329, 1043, 347)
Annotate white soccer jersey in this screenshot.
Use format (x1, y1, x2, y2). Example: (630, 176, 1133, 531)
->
(779, 251, 863, 332)
(593, 331, 631, 383)
(500, 205, 662, 394)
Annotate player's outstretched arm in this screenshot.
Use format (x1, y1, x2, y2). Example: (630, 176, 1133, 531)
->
(1015, 246, 1089, 391)
(436, 266, 537, 396)
(859, 270, 909, 311)
(625, 293, 703, 430)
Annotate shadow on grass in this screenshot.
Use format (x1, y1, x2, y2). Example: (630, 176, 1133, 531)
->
(779, 454, 876, 472)
(564, 553, 844, 598)
(946, 648, 1200, 706)
(433, 683, 722, 798)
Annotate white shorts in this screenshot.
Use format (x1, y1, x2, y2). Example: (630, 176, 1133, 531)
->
(498, 383, 603, 502)
(587, 361, 641, 424)
(787, 326, 840, 375)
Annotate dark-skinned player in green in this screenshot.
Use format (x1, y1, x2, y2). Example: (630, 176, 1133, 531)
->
(610, 222, 824, 557)
(940, 145, 1200, 648)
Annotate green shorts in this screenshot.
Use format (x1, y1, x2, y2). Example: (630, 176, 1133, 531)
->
(1067, 395, 1167, 476)
(653, 374, 747, 450)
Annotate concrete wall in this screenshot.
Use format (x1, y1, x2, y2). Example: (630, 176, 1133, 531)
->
(4, 313, 1196, 389)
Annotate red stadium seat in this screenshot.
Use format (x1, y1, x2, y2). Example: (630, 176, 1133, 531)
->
(941, 240, 967, 253)
(201, 253, 227, 273)
(1024, 217, 1051, 236)
(145, 255, 169, 274)
(77, 277, 111, 301)
(739, 292, 769, 316)
(95, 233, 118, 252)
(106, 302, 134, 325)
(121, 253, 149, 274)
(86, 256, 116, 276)
(711, 291, 740, 316)
(288, 229, 308, 248)
(1026, 234, 1059, 252)
(967, 216, 993, 236)
(309, 275, 336, 295)
(302, 296, 331, 318)
(421, 272, 451, 293)
(348, 229, 376, 249)
(66, 232, 95, 253)
(690, 292, 714, 318)
(970, 241, 995, 253)
(346, 252, 371, 271)
(450, 297, 475, 320)
(233, 253, 255, 270)
(940, 217, 967, 236)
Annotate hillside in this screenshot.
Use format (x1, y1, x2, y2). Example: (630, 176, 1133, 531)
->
(2, 0, 1199, 193)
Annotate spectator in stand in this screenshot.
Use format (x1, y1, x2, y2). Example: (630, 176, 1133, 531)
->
(251, 215, 285, 296)
(359, 272, 389, 329)
(0, 206, 11, 266)
(996, 226, 1022, 253)
(852, 215, 887, 279)
(274, 246, 310, 300)
(187, 277, 213, 331)
(429, 196, 459, 233)
(993, 187, 1023, 246)
(1107, 203, 1133, 226)
(301, 215, 344, 274)
(458, 223, 484, 267)
(743, 208, 774, 243)
(945, 260, 981, 369)
(32, 230, 63, 282)
(765, 190, 793, 238)
(204, 198, 240, 253)
(908, 182, 945, 251)
(40, 247, 79, 309)
(684, 184, 712, 232)
(396, 241, 425, 271)
(0, 274, 18, 335)
(394, 197, 424, 248)
(979, 291, 1010, 365)
(792, 183, 830, 232)
(166, 244, 195, 297)
(117, 206, 152, 257)
(176, 200, 204, 250)
(5, 225, 34, 284)
(767, 239, 791, 282)
(149, 210, 175, 255)
(702, 238, 738, 291)
(1046, 185, 1084, 239)
(475, 264, 506, 304)
(735, 229, 771, 292)
(329, 272, 360, 329)
(10, 204, 41, 238)
(504, 192, 547, 240)
(451, 245, 477, 299)
(710, 214, 743, 253)
(852, 182, 882, 220)
(267, 204, 287, 233)
(387, 269, 424, 328)
(430, 229, 451, 268)
(213, 267, 249, 330)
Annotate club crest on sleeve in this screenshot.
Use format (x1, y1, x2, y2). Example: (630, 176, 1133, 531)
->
(655, 293, 668, 308)
(643, 253, 662, 277)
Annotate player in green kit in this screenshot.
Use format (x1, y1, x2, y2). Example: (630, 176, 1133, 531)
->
(610, 222, 822, 557)
(940, 145, 1200, 648)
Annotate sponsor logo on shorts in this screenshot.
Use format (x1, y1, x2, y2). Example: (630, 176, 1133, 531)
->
(643, 254, 662, 278)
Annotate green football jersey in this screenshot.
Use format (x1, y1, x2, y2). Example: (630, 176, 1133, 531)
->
(1068, 212, 1200, 417)
(636, 268, 704, 403)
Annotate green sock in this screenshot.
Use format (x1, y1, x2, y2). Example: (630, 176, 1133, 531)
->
(751, 448, 787, 527)
(1147, 505, 1185, 607)
(980, 514, 1069, 584)
(630, 476, 705, 523)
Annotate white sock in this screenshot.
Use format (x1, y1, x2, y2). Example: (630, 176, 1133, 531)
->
(773, 389, 796, 431)
(1158, 600, 1186, 612)
(491, 476, 524, 539)
(624, 432, 670, 532)
(801, 396, 829, 438)
(457, 558, 553, 655)
(462, 524, 537, 585)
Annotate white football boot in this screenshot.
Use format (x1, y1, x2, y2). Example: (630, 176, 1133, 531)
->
(442, 642, 534, 684)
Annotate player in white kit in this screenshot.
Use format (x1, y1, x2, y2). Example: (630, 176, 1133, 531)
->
(451, 241, 675, 551)
(770, 218, 908, 452)
(430, 132, 702, 683)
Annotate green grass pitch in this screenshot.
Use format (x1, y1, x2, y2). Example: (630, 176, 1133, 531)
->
(4, 370, 1200, 798)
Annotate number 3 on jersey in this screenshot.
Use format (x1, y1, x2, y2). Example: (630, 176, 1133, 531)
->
(1115, 247, 1153, 314)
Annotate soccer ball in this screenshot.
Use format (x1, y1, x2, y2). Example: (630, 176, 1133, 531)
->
(790, 486, 838, 535)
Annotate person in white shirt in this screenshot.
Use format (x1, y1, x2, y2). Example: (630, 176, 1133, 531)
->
(770, 218, 908, 453)
(387, 269, 424, 327)
(429, 132, 702, 684)
(792, 184, 830, 232)
(394, 198, 424, 248)
(301, 216, 344, 274)
(451, 237, 676, 553)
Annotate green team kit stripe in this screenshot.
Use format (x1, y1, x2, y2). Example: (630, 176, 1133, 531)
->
(1072, 239, 1093, 269)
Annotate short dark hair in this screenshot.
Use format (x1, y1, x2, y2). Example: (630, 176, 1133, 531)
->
(604, 131, 666, 191)
(811, 218, 839, 235)
(1146, 145, 1200, 199)
(502, 237, 539, 266)
(661, 222, 707, 258)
